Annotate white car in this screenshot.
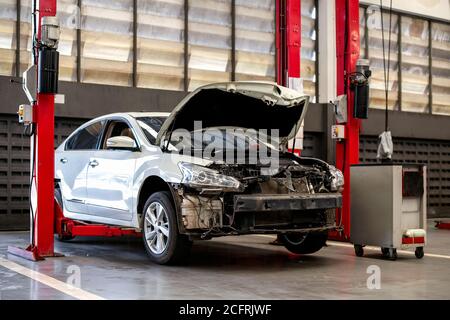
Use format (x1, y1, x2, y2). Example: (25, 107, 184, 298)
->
(55, 81, 343, 264)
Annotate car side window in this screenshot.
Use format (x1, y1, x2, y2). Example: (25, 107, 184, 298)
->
(101, 120, 137, 150)
(65, 121, 105, 151)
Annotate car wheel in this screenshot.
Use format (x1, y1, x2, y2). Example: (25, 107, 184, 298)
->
(142, 191, 192, 265)
(354, 244, 364, 257)
(280, 231, 327, 254)
(54, 187, 75, 241)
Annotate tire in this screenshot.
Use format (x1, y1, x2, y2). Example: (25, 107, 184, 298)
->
(54, 186, 75, 241)
(354, 245, 364, 257)
(142, 191, 192, 265)
(415, 247, 424, 259)
(280, 232, 327, 255)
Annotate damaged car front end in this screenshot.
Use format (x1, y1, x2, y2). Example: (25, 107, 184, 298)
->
(154, 82, 343, 254)
(171, 155, 343, 240)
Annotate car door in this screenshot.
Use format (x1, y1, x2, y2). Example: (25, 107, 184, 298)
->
(85, 118, 138, 221)
(56, 120, 105, 215)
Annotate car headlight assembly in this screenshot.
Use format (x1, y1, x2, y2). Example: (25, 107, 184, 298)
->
(178, 162, 242, 191)
(329, 165, 344, 192)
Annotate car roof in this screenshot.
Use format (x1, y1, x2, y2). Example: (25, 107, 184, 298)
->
(122, 112, 171, 118)
(74, 112, 170, 130)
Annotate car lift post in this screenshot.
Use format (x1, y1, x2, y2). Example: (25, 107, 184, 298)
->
(276, 0, 302, 156)
(330, 0, 361, 241)
(7, 0, 59, 261)
(278, 0, 360, 240)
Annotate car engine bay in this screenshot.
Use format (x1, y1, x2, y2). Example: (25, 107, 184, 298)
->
(173, 153, 342, 238)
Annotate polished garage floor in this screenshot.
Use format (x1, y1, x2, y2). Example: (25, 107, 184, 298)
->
(0, 221, 449, 300)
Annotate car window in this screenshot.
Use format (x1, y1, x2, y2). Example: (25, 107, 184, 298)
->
(65, 120, 105, 151)
(136, 117, 167, 145)
(101, 120, 137, 150)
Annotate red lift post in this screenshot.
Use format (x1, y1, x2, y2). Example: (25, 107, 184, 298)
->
(276, 0, 301, 88)
(8, 0, 140, 261)
(331, 0, 361, 241)
(276, 0, 302, 156)
(279, 0, 362, 240)
(8, 0, 58, 261)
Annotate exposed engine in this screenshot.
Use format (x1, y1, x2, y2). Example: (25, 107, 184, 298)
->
(175, 153, 339, 237)
(207, 154, 334, 194)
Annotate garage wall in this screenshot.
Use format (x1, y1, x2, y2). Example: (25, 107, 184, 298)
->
(0, 114, 86, 230)
(360, 136, 450, 218)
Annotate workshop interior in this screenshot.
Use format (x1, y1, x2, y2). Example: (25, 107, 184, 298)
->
(0, 0, 449, 303)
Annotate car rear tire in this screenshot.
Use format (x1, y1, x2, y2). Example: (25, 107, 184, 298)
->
(54, 187, 75, 241)
(280, 231, 327, 255)
(142, 191, 192, 265)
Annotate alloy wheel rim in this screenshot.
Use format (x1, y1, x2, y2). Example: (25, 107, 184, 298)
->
(144, 202, 170, 254)
(285, 233, 307, 245)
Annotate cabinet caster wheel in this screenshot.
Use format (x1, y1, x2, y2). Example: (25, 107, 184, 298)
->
(388, 248, 397, 261)
(381, 247, 389, 257)
(354, 245, 364, 257)
(415, 247, 424, 259)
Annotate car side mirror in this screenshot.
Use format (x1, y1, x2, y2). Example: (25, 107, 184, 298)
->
(106, 136, 138, 151)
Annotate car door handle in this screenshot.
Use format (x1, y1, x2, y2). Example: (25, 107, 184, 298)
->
(60, 158, 68, 164)
(89, 160, 99, 167)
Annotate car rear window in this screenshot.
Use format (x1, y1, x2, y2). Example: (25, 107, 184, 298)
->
(66, 120, 105, 150)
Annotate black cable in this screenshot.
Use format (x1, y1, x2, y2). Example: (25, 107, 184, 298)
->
(343, 2, 349, 93)
(380, 0, 394, 132)
(32, 0, 38, 64)
(386, 0, 393, 130)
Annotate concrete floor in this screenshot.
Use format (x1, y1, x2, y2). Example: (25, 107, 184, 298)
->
(0, 221, 449, 300)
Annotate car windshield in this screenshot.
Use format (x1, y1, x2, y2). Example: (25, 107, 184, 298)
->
(136, 116, 168, 145)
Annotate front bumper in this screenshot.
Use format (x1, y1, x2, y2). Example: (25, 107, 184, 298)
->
(231, 193, 342, 233)
(234, 193, 342, 213)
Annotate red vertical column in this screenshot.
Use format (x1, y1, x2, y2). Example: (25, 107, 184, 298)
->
(335, 0, 360, 240)
(286, 0, 301, 80)
(276, 0, 302, 155)
(34, 0, 57, 256)
(276, 0, 282, 84)
(276, 0, 301, 85)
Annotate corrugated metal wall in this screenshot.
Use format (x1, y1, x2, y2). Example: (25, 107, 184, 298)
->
(0, 114, 85, 230)
(360, 135, 450, 218)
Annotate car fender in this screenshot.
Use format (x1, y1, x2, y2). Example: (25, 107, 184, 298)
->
(130, 151, 211, 229)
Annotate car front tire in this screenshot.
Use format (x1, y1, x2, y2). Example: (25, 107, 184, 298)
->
(142, 191, 192, 265)
(280, 231, 327, 255)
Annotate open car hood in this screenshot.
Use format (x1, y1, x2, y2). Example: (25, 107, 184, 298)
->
(156, 81, 310, 148)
